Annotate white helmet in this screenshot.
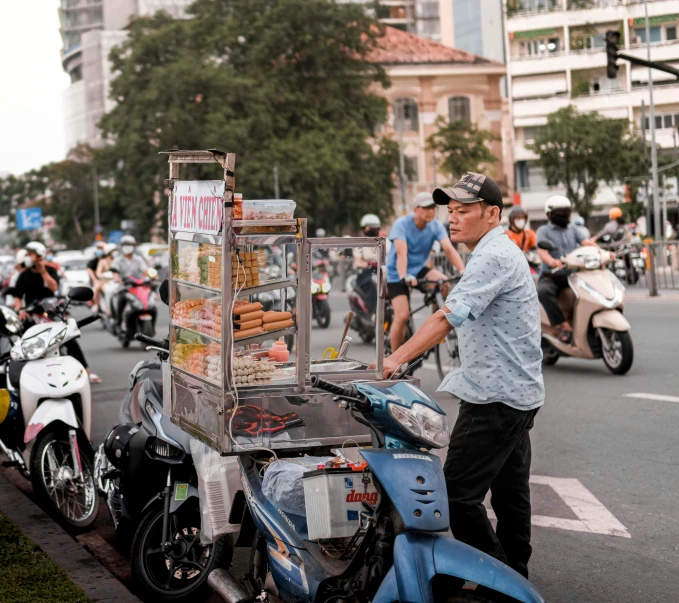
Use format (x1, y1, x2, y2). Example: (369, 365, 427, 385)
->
(120, 234, 136, 246)
(360, 214, 381, 229)
(25, 241, 46, 257)
(103, 243, 117, 256)
(15, 249, 27, 265)
(315, 228, 326, 237)
(545, 195, 571, 214)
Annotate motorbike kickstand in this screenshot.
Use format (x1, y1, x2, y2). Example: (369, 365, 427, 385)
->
(161, 467, 173, 553)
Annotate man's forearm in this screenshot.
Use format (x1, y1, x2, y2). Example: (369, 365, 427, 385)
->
(396, 252, 408, 279)
(390, 312, 452, 366)
(43, 273, 59, 292)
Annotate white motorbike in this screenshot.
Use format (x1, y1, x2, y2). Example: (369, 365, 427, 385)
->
(0, 287, 101, 530)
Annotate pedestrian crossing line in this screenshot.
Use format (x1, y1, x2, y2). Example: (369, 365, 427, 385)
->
(624, 393, 679, 404)
(487, 476, 630, 538)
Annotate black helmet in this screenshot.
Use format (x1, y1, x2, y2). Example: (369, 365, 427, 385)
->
(508, 206, 528, 221)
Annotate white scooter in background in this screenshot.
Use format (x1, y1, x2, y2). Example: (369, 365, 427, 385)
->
(0, 287, 101, 530)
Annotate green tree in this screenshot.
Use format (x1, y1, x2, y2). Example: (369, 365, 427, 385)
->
(527, 105, 644, 220)
(427, 118, 499, 184)
(99, 0, 400, 236)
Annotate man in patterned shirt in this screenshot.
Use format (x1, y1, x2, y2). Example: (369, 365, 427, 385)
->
(382, 172, 544, 579)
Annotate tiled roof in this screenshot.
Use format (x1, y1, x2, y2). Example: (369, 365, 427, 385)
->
(366, 26, 498, 66)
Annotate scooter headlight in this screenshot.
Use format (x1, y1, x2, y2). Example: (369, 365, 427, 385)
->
(49, 325, 67, 348)
(0, 306, 21, 335)
(584, 258, 601, 270)
(321, 282, 331, 294)
(20, 329, 51, 361)
(311, 282, 320, 294)
(388, 402, 449, 448)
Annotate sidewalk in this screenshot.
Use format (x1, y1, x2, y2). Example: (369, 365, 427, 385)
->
(625, 288, 679, 300)
(0, 473, 140, 603)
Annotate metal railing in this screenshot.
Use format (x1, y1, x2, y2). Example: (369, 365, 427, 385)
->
(644, 241, 679, 295)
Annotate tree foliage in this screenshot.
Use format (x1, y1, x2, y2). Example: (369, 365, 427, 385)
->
(100, 0, 400, 235)
(528, 105, 644, 220)
(426, 118, 499, 184)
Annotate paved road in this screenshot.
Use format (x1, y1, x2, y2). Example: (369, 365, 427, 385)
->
(74, 290, 679, 602)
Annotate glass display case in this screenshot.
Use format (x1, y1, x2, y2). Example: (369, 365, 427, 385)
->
(163, 150, 386, 454)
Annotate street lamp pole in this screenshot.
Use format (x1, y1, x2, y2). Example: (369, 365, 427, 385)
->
(92, 168, 100, 233)
(644, 0, 662, 241)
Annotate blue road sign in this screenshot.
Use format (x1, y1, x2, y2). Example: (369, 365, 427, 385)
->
(16, 208, 43, 231)
(108, 230, 124, 244)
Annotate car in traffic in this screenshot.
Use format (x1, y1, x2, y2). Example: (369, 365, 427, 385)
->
(60, 256, 91, 295)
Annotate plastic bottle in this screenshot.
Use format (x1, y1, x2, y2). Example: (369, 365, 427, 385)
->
(268, 338, 290, 362)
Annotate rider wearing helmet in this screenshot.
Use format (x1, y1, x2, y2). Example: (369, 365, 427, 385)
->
(12, 242, 100, 383)
(354, 214, 384, 314)
(572, 215, 591, 240)
(504, 206, 537, 251)
(536, 196, 596, 344)
(111, 235, 149, 332)
(594, 206, 629, 246)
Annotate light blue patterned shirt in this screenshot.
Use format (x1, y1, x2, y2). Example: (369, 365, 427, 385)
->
(437, 226, 544, 410)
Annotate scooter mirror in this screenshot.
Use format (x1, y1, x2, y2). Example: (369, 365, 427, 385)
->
(159, 279, 169, 306)
(68, 286, 94, 303)
(537, 240, 555, 251)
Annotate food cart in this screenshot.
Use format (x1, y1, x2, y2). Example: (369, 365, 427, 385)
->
(163, 150, 389, 454)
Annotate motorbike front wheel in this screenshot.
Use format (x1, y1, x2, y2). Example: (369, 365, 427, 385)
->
(30, 427, 98, 531)
(434, 328, 460, 380)
(315, 299, 331, 329)
(601, 329, 634, 375)
(131, 499, 232, 603)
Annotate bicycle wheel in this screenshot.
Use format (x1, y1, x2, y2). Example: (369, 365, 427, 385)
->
(435, 328, 460, 380)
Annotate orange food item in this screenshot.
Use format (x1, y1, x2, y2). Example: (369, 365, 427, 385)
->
(263, 318, 294, 331)
(234, 326, 265, 340)
(262, 311, 292, 324)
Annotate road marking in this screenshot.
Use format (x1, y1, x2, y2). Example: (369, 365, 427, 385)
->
(486, 476, 630, 538)
(624, 393, 679, 404)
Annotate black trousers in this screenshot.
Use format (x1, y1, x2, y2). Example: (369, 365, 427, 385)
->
(444, 401, 538, 578)
(63, 340, 88, 369)
(537, 274, 569, 326)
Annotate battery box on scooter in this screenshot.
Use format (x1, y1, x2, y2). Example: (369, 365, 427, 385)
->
(303, 464, 378, 540)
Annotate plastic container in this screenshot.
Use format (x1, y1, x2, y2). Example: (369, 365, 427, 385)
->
(268, 338, 290, 362)
(303, 467, 379, 540)
(242, 199, 296, 221)
(233, 193, 243, 220)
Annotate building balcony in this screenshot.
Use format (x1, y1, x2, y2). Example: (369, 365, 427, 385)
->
(507, 0, 679, 31)
(512, 80, 679, 120)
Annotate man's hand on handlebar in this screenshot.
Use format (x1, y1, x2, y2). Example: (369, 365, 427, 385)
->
(400, 274, 418, 287)
(547, 258, 564, 270)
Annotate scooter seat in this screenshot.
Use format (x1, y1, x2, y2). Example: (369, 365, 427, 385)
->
(557, 288, 576, 322)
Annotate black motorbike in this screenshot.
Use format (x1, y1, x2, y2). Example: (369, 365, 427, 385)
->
(94, 283, 230, 602)
(347, 267, 377, 344)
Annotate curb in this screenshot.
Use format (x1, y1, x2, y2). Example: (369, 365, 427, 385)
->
(0, 472, 141, 603)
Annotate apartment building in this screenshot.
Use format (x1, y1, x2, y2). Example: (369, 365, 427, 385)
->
(60, 0, 192, 152)
(505, 0, 679, 221)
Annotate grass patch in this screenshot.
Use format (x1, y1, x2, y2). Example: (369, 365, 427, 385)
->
(0, 512, 91, 603)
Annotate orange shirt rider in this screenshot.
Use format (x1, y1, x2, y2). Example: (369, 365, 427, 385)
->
(504, 206, 536, 252)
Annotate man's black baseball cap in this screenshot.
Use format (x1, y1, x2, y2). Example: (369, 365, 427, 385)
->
(433, 172, 503, 209)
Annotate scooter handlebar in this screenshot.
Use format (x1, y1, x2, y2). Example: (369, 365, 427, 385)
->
(76, 314, 102, 329)
(134, 333, 169, 350)
(310, 375, 352, 397)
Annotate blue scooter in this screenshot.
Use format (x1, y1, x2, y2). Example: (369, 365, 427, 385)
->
(208, 360, 544, 603)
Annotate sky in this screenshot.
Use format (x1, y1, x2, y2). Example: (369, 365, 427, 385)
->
(0, 1, 70, 176)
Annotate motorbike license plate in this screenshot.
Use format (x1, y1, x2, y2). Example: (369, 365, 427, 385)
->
(139, 314, 153, 321)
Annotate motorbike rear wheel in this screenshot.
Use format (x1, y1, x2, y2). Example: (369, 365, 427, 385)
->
(315, 299, 331, 329)
(131, 499, 232, 603)
(30, 427, 98, 531)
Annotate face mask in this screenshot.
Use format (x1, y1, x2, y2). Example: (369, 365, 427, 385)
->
(24, 257, 33, 268)
(122, 245, 135, 255)
(96, 250, 103, 257)
(514, 219, 526, 231)
(46, 254, 54, 261)
(550, 211, 571, 228)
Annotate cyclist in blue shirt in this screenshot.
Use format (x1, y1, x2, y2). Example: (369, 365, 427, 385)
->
(387, 192, 465, 352)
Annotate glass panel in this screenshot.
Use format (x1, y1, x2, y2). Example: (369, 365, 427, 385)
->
(309, 246, 380, 373)
(664, 115, 673, 129)
(666, 26, 677, 41)
(656, 116, 663, 129)
(448, 96, 471, 122)
(635, 26, 662, 44)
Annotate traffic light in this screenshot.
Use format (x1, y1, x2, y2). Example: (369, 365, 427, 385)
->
(606, 30, 620, 79)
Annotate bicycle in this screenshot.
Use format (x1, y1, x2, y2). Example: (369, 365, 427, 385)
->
(384, 277, 461, 381)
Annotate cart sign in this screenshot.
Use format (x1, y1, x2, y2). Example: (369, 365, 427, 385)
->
(171, 181, 225, 235)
